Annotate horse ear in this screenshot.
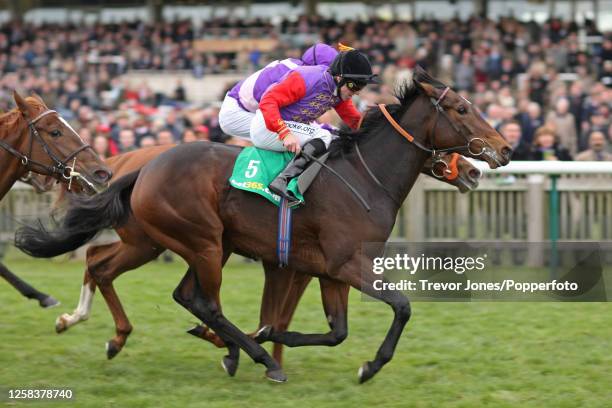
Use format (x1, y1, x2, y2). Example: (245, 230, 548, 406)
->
(416, 82, 438, 99)
(13, 91, 33, 119)
(30, 92, 47, 106)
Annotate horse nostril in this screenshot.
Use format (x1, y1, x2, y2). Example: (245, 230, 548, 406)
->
(95, 169, 112, 183)
(468, 168, 482, 180)
(502, 146, 513, 159)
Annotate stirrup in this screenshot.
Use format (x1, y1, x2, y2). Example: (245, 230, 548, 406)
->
(269, 182, 300, 205)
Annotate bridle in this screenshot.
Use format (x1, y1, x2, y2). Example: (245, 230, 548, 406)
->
(353, 84, 491, 207)
(0, 109, 99, 191)
(430, 152, 460, 180)
(378, 85, 490, 159)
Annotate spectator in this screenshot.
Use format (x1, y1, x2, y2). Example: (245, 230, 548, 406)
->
(517, 102, 544, 146)
(92, 135, 111, 160)
(453, 49, 475, 91)
(568, 81, 586, 138)
(546, 98, 577, 156)
(582, 111, 611, 148)
(181, 129, 198, 143)
(118, 129, 137, 153)
(96, 124, 119, 156)
(529, 126, 573, 161)
(499, 120, 530, 160)
(139, 136, 157, 148)
(575, 131, 612, 161)
(194, 125, 210, 141)
(156, 129, 175, 145)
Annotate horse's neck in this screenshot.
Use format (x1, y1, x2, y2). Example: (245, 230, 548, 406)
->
(353, 100, 433, 209)
(0, 118, 28, 199)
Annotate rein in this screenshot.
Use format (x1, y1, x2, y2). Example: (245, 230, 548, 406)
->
(0, 109, 96, 190)
(312, 83, 485, 211)
(351, 88, 475, 207)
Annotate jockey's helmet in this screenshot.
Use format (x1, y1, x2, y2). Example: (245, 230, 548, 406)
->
(301, 44, 338, 67)
(329, 49, 380, 92)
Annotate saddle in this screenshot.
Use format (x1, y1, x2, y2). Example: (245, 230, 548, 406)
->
(229, 147, 328, 207)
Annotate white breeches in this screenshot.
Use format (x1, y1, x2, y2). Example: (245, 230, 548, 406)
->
(219, 94, 333, 151)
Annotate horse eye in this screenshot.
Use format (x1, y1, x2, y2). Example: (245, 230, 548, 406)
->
(50, 129, 62, 137)
(457, 106, 467, 115)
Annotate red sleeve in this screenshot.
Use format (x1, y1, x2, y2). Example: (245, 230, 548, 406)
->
(334, 99, 362, 130)
(258, 71, 307, 139)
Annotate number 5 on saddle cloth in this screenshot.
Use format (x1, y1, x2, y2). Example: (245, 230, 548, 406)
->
(229, 146, 329, 208)
(229, 147, 329, 266)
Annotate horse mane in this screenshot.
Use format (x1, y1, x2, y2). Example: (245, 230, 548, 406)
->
(328, 65, 449, 158)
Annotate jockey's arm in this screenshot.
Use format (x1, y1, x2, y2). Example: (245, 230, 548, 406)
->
(259, 71, 307, 140)
(334, 99, 362, 130)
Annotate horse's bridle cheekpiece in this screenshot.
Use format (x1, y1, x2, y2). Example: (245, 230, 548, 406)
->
(0, 109, 98, 191)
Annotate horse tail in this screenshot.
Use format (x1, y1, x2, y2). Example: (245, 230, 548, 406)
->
(15, 170, 140, 258)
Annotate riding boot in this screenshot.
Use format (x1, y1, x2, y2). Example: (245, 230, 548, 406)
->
(269, 138, 327, 203)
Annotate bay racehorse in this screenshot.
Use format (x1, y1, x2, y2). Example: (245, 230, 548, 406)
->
(188, 151, 483, 365)
(0, 92, 110, 307)
(34, 145, 477, 352)
(16, 68, 511, 383)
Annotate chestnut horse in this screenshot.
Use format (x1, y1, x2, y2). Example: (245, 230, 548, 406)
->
(16, 69, 511, 383)
(0, 92, 110, 307)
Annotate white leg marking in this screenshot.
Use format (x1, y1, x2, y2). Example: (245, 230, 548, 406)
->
(56, 284, 94, 329)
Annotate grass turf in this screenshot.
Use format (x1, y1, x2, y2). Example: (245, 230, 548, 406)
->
(0, 251, 610, 407)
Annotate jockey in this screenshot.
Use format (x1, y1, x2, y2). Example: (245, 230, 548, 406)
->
(219, 43, 339, 139)
(259, 48, 379, 203)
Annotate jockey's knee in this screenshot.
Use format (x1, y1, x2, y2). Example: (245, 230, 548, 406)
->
(314, 128, 332, 148)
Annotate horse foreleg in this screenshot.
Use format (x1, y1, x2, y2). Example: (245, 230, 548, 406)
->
(55, 270, 96, 333)
(255, 263, 314, 365)
(256, 277, 349, 350)
(334, 253, 411, 384)
(0, 262, 59, 308)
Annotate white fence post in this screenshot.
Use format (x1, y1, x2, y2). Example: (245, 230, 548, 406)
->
(526, 174, 545, 267)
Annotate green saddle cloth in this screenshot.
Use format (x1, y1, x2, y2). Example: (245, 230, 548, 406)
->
(229, 147, 304, 207)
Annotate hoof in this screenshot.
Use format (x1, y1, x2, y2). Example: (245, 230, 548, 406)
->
(253, 325, 272, 343)
(39, 296, 60, 308)
(186, 325, 207, 338)
(55, 315, 68, 334)
(221, 355, 239, 377)
(105, 340, 121, 360)
(265, 368, 287, 383)
(358, 361, 376, 384)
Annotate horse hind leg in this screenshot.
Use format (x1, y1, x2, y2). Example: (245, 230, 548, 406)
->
(87, 240, 162, 359)
(55, 269, 96, 333)
(173, 260, 241, 377)
(178, 259, 231, 349)
(177, 246, 286, 382)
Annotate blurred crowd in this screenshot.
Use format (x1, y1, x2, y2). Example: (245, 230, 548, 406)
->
(0, 14, 610, 161)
